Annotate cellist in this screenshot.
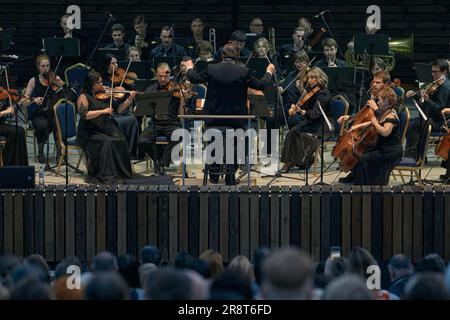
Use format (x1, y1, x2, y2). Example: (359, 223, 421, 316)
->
(337, 71, 403, 185)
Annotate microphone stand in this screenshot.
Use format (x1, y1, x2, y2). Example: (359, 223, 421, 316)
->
(86, 14, 115, 66)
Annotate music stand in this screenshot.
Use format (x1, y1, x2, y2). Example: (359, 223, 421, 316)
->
(312, 101, 334, 185)
(96, 48, 127, 61)
(354, 33, 389, 111)
(43, 38, 81, 184)
(195, 60, 218, 73)
(0, 28, 15, 51)
(118, 61, 154, 80)
(321, 67, 356, 94)
(414, 63, 433, 85)
(135, 91, 172, 175)
(239, 57, 269, 78)
(134, 79, 157, 92)
(152, 56, 183, 71)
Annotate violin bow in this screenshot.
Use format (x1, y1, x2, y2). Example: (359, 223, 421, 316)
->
(279, 56, 316, 95)
(120, 59, 133, 87)
(109, 65, 115, 118)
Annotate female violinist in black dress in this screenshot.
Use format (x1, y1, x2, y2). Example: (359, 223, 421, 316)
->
(338, 76, 403, 185)
(281, 67, 333, 171)
(76, 70, 135, 184)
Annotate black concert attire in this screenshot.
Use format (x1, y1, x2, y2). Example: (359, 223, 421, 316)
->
(137, 82, 182, 170)
(314, 57, 348, 68)
(102, 78, 140, 159)
(105, 42, 131, 50)
(281, 87, 333, 169)
(341, 110, 403, 185)
(186, 58, 273, 184)
(29, 75, 58, 162)
(186, 33, 207, 59)
(0, 101, 28, 165)
(127, 31, 155, 61)
(76, 94, 132, 184)
(148, 42, 187, 59)
(405, 77, 450, 159)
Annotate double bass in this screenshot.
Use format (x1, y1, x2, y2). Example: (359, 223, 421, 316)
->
(332, 96, 400, 172)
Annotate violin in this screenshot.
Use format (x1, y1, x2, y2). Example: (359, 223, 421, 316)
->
(161, 80, 198, 99)
(110, 67, 138, 86)
(436, 127, 450, 160)
(95, 85, 136, 101)
(42, 71, 65, 91)
(290, 85, 320, 115)
(0, 87, 21, 104)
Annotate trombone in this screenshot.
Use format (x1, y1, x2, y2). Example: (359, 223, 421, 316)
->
(209, 28, 216, 53)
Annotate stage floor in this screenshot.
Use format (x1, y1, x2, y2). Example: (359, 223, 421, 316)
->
(28, 139, 447, 186)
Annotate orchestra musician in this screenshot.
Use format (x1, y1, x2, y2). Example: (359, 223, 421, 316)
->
(279, 27, 307, 60)
(0, 98, 28, 166)
(99, 53, 140, 158)
(195, 41, 214, 62)
(59, 13, 88, 58)
(105, 24, 131, 50)
(337, 70, 403, 185)
(298, 17, 313, 41)
(137, 63, 185, 174)
(76, 70, 133, 184)
(187, 18, 206, 58)
(439, 107, 450, 181)
(281, 67, 333, 172)
(128, 15, 153, 60)
(249, 17, 265, 35)
(214, 30, 251, 61)
(20, 54, 62, 163)
(126, 46, 141, 62)
(185, 43, 275, 185)
(404, 59, 450, 159)
(314, 38, 347, 68)
(149, 26, 187, 59)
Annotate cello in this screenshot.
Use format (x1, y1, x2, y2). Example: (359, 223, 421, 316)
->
(332, 88, 400, 172)
(435, 112, 450, 160)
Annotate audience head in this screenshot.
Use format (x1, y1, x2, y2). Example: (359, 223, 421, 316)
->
(92, 251, 118, 272)
(140, 245, 162, 266)
(324, 275, 375, 300)
(199, 249, 224, 278)
(403, 272, 449, 300)
(84, 271, 129, 300)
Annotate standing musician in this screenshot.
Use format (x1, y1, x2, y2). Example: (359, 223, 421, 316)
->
(105, 24, 131, 50)
(281, 67, 333, 172)
(76, 70, 133, 184)
(149, 26, 187, 59)
(0, 97, 28, 166)
(20, 54, 62, 163)
(405, 59, 450, 158)
(337, 71, 403, 185)
(137, 63, 185, 174)
(184, 43, 275, 185)
(99, 54, 140, 158)
(314, 38, 347, 68)
(128, 15, 153, 60)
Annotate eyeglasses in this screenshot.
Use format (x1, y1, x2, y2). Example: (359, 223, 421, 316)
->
(252, 24, 264, 27)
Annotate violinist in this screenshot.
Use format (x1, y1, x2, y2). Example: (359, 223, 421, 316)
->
(337, 73, 402, 185)
(20, 54, 62, 163)
(76, 71, 132, 184)
(99, 53, 140, 158)
(405, 59, 450, 158)
(137, 63, 185, 174)
(280, 67, 333, 172)
(0, 94, 28, 166)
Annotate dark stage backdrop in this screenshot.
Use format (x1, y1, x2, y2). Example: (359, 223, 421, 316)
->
(1, 0, 450, 86)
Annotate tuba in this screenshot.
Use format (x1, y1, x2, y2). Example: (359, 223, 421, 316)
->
(344, 34, 413, 72)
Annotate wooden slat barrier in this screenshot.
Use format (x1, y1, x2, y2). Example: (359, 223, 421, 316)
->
(1, 185, 449, 264)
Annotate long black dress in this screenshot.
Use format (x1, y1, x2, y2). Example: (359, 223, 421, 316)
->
(351, 113, 403, 185)
(0, 101, 28, 166)
(281, 88, 333, 168)
(76, 94, 132, 184)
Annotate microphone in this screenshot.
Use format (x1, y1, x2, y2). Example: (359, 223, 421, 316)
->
(106, 11, 116, 22)
(313, 10, 330, 18)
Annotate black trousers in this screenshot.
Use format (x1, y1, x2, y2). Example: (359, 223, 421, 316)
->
(405, 118, 441, 158)
(31, 113, 57, 145)
(137, 122, 180, 167)
(0, 123, 28, 166)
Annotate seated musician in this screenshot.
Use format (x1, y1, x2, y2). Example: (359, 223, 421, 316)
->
(279, 27, 307, 65)
(59, 13, 88, 58)
(337, 71, 403, 185)
(314, 38, 347, 68)
(76, 70, 134, 184)
(0, 98, 28, 165)
(196, 40, 214, 62)
(99, 53, 140, 159)
(137, 63, 185, 174)
(185, 43, 275, 185)
(105, 24, 131, 50)
(438, 107, 450, 181)
(187, 18, 206, 59)
(404, 59, 450, 159)
(128, 15, 153, 60)
(298, 17, 314, 42)
(214, 30, 251, 61)
(148, 26, 187, 59)
(281, 67, 333, 172)
(126, 46, 141, 62)
(20, 54, 62, 163)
